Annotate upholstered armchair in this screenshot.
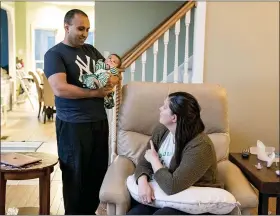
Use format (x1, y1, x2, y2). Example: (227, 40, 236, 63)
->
(28, 71, 55, 123)
(99, 82, 258, 215)
(28, 71, 43, 118)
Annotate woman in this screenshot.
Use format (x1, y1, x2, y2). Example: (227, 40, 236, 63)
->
(127, 92, 222, 215)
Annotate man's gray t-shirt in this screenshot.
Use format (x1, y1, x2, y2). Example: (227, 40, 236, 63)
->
(44, 42, 106, 123)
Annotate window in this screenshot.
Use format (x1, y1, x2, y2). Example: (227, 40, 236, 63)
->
(34, 29, 56, 70)
(85, 31, 94, 45)
(33, 29, 94, 69)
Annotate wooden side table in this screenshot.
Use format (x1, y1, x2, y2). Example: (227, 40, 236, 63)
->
(0, 152, 58, 215)
(229, 153, 280, 215)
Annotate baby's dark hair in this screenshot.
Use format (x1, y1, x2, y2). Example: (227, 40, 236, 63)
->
(110, 53, 122, 68)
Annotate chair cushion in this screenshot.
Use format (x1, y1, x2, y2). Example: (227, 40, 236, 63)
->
(117, 130, 150, 165)
(208, 133, 230, 162)
(117, 82, 230, 163)
(126, 174, 238, 215)
(119, 82, 229, 135)
(117, 131, 229, 165)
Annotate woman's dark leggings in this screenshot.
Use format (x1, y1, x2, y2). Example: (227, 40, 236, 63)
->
(126, 198, 186, 215)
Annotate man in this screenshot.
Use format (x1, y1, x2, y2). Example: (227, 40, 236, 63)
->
(44, 9, 119, 215)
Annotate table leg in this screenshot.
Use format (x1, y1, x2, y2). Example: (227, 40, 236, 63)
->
(0, 173, 7, 215)
(39, 169, 51, 215)
(276, 196, 280, 215)
(258, 193, 269, 215)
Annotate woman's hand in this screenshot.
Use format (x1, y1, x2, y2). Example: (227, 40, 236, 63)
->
(144, 140, 164, 173)
(144, 140, 159, 163)
(138, 175, 155, 204)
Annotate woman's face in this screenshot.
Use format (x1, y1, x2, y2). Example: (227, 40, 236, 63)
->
(159, 98, 176, 126)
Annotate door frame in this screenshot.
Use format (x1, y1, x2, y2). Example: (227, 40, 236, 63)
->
(192, 1, 207, 83)
(0, 3, 16, 101)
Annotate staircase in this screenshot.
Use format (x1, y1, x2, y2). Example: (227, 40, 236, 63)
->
(108, 1, 197, 162)
(165, 55, 193, 83)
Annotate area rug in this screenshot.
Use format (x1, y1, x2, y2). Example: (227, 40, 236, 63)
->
(1, 141, 43, 152)
(96, 203, 107, 215)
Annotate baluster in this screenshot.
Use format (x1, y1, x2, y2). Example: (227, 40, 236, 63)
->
(153, 40, 158, 82)
(184, 12, 191, 83)
(110, 72, 123, 163)
(109, 104, 117, 162)
(173, 20, 180, 83)
(130, 62, 136, 81)
(141, 51, 147, 82)
(110, 93, 117, 162)
(162, 30, 169, 83)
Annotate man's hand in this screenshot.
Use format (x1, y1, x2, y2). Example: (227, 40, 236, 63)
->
(106, 75, 120, 89)
(90, 87, 114, 98)
(118, 68, 125, 73)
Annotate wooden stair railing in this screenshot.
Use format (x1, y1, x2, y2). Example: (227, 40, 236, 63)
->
(120, 1, 195, 69)
(110, 1, 196, 163)
(121, 1, 187, 63)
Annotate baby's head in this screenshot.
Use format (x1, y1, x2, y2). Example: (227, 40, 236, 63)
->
(105, 54, 122, 69)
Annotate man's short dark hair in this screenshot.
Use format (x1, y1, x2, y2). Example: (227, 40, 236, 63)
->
(64, 9, 88, 25)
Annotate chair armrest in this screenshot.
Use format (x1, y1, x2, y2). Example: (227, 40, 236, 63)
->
(99, 155, 135, 211)
(217, 160, 258, 209)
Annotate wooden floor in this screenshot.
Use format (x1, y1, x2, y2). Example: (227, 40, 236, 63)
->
(0, 99, 277, 215)
(1, 100, 64, 215)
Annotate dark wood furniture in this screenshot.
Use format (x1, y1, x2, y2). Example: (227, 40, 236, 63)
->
(229, 153, 280, 215)
(0, 152, 58, 215)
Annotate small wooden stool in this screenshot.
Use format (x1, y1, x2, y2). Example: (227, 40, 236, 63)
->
(0, 152, 58, 215)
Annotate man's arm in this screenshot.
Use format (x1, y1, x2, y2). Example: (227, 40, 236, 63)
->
(44, 51, 112, 99)
(48, 73, 111, 99)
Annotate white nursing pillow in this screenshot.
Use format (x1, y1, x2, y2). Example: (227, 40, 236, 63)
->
(126, 174, 239, 215)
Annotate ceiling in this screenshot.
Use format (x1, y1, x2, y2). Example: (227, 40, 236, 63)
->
(46, 2, 95, 6)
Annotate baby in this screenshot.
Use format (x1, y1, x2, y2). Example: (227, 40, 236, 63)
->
(82, 54, 122, 109)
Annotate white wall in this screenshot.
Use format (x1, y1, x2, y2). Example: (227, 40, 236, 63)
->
(204, 2, 279, 152)
(4, 2, 15, 7)
(24, 2, 94, 71)
(95, 2, 186, 83)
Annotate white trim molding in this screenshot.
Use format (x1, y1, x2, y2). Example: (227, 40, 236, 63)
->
(1, 3, 17, 102)
(192, 1, 207, 83)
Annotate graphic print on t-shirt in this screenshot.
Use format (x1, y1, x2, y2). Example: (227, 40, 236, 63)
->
(158, 132, 175, 168)
(150, 132, 175, 182)
(75, 55, 96, 82)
